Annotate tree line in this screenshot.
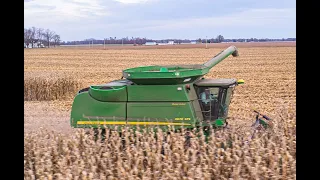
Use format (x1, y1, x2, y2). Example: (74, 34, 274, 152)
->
(197, 35, 224, 43)
(61, 35, 295, 46)
(60, 36, 224, 45)
(24, 27, 61, 48)
(63, 37, 154, 46)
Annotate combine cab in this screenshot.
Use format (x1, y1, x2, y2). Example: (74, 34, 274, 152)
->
(70, 46, 244, 131)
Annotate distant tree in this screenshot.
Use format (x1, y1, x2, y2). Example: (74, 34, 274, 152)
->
(36, 28, 44, 47)
(24, 28, 31, 47)
(43, 29, 55, 48)
(24, 27, 62, 48)
(30, 27, 37, 48)
(53, 34, 61, 47)
(198, 38, 202, 43)
(216, 35, 224, 43)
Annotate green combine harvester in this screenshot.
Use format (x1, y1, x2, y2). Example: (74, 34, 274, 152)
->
(70, 46, 245, 132)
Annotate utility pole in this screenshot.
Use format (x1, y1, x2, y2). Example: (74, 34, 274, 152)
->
(206, 36, 208, 49)
(104, 38, 106, 49)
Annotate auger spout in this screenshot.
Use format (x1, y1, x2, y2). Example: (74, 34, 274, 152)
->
(202, 46, 239, 69)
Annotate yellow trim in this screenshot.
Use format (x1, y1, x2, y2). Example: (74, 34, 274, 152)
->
(77, 121, 191, 126)
(172, 103, 186, 106)
(128, 122, 191, 125)
(77, 121, 126, 125)
(237, 79, 245, 84)
(174, 117, 191, 120)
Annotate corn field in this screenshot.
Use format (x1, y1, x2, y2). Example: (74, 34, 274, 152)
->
(24, 107, 295, 179)
(24, 77, 81, 101)
(24, 44, 296, 179)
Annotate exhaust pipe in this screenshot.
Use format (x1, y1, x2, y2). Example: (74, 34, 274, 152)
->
(202, 46, 239, 69)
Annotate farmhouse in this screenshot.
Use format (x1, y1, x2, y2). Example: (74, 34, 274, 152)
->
(24, 42, 45, 48)
(168, 41, 174, 45)
(145, 42, 157, 46)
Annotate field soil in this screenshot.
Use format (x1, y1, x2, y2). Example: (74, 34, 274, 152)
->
(24, 42, 296, 134)
(24, 101, 74, 134)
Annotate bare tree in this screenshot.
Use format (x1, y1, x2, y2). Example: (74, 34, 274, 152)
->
(24, 28, 33, 48)
(29, 27, 37, 48)
(43, 29, 55, 48)
(53, 34, 60, 47)
(36, 28, 44, 47)
(24, 27, 62, 48)
(24, 28, 28, 47)
(216, 35, 224, 43)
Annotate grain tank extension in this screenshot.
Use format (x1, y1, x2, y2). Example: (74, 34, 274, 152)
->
(70, 46, 244, 131)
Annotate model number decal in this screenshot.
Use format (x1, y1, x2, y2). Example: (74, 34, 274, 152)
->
(172, 103, 186, 106)
(175, 118, 191, 121)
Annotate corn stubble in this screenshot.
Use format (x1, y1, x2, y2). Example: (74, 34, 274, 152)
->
(24, 77, 81, 101)
(24, 109, 295, 180)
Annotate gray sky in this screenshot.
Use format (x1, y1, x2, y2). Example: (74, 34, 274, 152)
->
(24, 0, 296, 41)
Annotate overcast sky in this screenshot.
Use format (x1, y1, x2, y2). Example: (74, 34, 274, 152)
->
(24, 0, 296, 41)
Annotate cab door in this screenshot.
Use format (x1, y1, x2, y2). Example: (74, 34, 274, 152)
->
(197, 86, 233, 121)
(197, 87, 220, 120)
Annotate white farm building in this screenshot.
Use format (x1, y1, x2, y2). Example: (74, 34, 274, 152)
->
(145, 42, 157, 46)
(168, 41, 174, 45)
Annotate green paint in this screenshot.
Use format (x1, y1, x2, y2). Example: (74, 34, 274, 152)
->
(70, 46, 241, 133)
(123, 65, 209, 85)
(127, 85, 191, 102)
(70, 92, 126, 128)
(160, 67, 169, 72)
(215, 119, 225, 126)
(89, 85, 127, 102)
(127, 102, 195, 126)
(259, 119, 270, 129)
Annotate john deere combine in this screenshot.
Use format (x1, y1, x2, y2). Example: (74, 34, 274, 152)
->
(70, 46, 244, 131)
